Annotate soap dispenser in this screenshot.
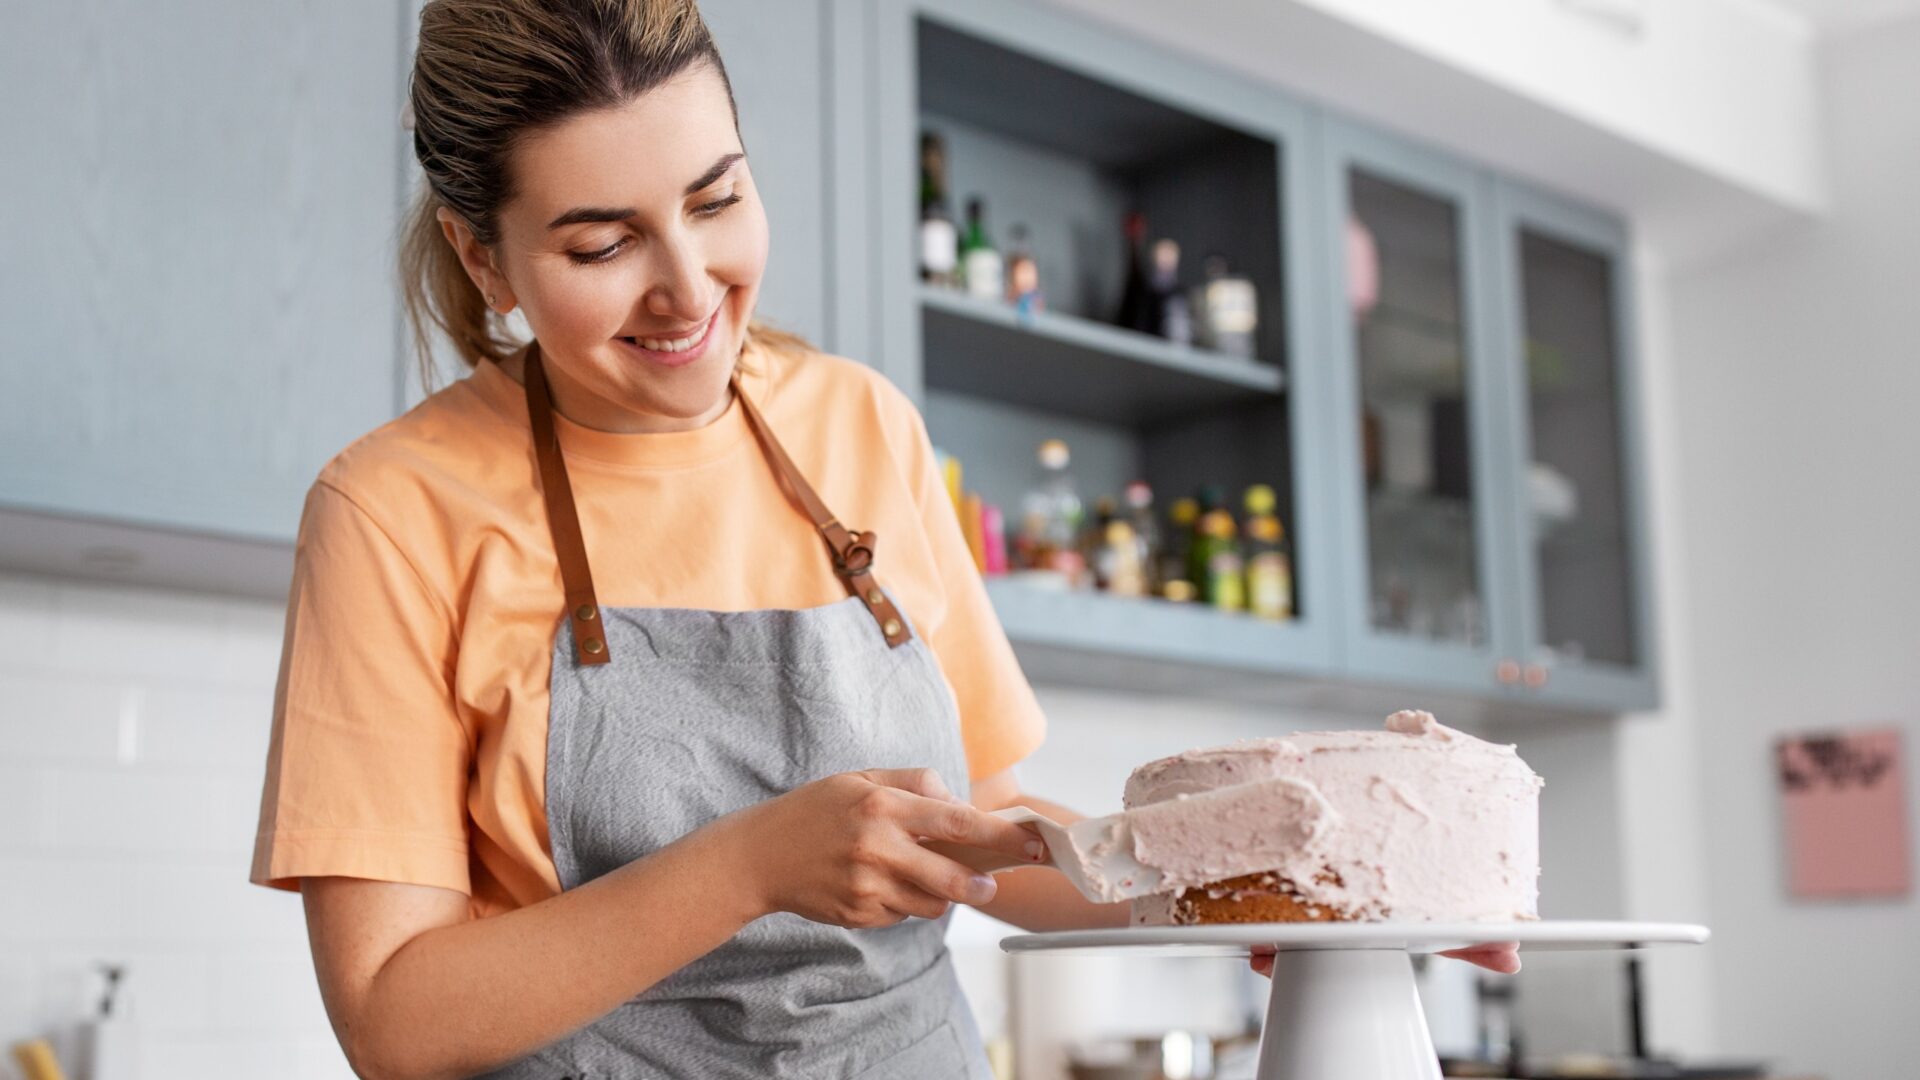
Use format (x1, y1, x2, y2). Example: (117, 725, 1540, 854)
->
(83, 963, 137, 1080)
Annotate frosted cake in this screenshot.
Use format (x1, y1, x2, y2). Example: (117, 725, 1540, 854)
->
(1123, 710, 1543, 926)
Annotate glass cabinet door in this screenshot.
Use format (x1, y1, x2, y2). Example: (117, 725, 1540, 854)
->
(1493, 181, 1658, 708)
(1323, 120, 1513, 692)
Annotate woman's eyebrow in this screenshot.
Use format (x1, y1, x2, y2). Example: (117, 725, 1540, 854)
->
(544, 153, 746, 231)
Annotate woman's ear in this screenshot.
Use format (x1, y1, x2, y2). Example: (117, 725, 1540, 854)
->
(435, 206, 517, 313)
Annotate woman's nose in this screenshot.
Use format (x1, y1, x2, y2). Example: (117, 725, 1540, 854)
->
(643, 232, 715, 324)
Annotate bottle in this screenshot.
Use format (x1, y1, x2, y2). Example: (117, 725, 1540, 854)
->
(1150, 238, 1192, 346)
(1186, 485, 1228, 590)
(980, 503, 1009, 575)
(960, 492, 986, 573)
(1015, 439, 1082, 582)
(1242, 484, 1294, 620)
(1115, 211, 1156, 335)
(960, 197, 1004, 301)
(1162, 496, 1200, 598)
(1122, 480, 1160, 593)
(1081, 495, 1117, 580)
(1192, 253, 1259, 359)
(1095, 520, 1149, 598)
(934, 446, 964, 513)
(1198, 508, 1246, 612)
(1005, 223, 1043, 320)
(918, 133, 958, 288)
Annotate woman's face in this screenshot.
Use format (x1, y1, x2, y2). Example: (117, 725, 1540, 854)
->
(443, 63, 769, 431)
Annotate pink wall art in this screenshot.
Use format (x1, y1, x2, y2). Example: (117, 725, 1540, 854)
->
(1776, 727, 1911, 900)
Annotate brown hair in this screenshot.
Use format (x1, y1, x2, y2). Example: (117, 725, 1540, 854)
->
(400, 0, 811, 392)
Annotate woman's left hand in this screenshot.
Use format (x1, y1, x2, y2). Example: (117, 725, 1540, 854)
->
(1249, 941, 1520, 977)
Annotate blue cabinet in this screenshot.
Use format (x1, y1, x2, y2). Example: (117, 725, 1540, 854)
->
(0, 0, 406, 548)
(1488, 180, 1660, 710)
(1, 0, 834, 597)
(1318, 115, 1521, 698)
(841, 0, 1660, 714)
(1319, 116, 1661, 711)
(854, 0, 1340, 676)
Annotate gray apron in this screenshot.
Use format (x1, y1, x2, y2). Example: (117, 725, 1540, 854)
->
(475, 342, 994, 1080)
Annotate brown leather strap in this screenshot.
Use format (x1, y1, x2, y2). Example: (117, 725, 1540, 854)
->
(730, 369, 914, 649)
(521, 341, 914, 665)
(523, 342, 610, 666)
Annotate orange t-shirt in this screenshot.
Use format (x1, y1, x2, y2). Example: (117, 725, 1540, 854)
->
(249, 338, 1047, 917)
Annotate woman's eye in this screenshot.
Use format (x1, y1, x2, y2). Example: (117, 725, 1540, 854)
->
(568, 238, 627, 265)
(696, 192, 743, 218)
(565, 193, 741, 265)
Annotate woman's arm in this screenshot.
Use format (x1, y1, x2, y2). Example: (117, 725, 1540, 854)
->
(306, 768, 1043, 1080)
(305, 818, 763, 1080)
(967, 768, 1131, 932)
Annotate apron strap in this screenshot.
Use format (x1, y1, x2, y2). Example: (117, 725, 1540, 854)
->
(524, 341, 611, 666)
(730, 368, 914, 650)
(521, 341, 915, 667)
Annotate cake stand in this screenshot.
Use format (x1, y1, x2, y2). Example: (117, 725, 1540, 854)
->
(1001, 920, 1708, 1080)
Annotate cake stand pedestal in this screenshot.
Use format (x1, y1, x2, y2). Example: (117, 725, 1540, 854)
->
(1001, 920, 1708, 1080)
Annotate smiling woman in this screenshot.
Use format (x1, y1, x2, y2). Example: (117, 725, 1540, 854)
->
(250, 4, 1512, 1079)
(258, 3, 1111, 1079)
(402, 4, 786, 430)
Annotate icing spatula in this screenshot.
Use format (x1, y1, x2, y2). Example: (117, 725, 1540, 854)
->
(923, 805, 1166, 903)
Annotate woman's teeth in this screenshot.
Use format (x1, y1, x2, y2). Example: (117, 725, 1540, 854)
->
(625, 324, 705, 353)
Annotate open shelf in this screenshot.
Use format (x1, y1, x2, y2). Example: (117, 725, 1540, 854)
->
(920, 286, 1283, 427)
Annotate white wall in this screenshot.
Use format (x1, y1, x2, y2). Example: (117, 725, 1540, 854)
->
(1650, 15, 1920, 1079)
(0, 574, 354, 1080)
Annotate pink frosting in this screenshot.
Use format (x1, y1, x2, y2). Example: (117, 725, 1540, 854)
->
(1125, 710, 1543, 924)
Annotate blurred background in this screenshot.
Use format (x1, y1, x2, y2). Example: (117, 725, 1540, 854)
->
(2, 1, 1916, 1078)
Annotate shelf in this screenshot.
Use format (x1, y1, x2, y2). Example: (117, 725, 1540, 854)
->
(984, 576, 1305, 673)
(919, 286, 1284, 427)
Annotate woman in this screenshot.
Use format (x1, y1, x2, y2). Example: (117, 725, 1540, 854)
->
(250, 2, 1516, 1077)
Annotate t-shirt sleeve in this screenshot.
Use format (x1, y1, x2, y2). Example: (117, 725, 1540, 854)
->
(249, 479, 474, 895)
(891, 393, 1048, 781)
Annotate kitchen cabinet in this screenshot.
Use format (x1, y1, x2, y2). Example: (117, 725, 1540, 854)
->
(1319, 115, 1517, 698)
(0, 0, 834, 599)
(843, 0, 1660, 713)
(1488, 179, 1659, 711)
(1321, 115, 1660, 711)
(855, 0, 1340, 677)
(0, 0, 406, 549)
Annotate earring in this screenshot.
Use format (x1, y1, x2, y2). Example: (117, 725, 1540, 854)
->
(486, 291, 497, 308)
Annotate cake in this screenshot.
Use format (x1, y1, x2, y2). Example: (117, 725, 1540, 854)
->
(1123, 710, 1542, 926)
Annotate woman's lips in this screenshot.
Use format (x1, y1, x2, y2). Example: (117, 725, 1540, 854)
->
(614, 308, 720, 369)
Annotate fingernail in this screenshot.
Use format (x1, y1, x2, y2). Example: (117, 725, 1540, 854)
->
(1025, 840, 1046, 861)
(969, 874, 996, 901)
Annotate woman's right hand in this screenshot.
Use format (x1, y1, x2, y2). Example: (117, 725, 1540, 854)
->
(724, 767, 1048, 929)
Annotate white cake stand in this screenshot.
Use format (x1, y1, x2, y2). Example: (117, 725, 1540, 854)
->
(1001, 920, 1708, 1080)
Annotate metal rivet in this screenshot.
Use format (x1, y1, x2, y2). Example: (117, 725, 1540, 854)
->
(576, 604, 597, 622)
(866, 589, 884, 606)
(882, 618, 902, 638)
(583, 637, 605, 655)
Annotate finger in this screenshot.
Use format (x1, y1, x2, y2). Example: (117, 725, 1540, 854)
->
(893, 842, 1001, 906)
(884, 883, 954, 922)
(899, 793, 1047, 863)
(862, 766, 954, 803)
(1440, 942, 1522, 974)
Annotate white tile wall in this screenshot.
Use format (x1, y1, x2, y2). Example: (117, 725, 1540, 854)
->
(0, 571, 354, 1080)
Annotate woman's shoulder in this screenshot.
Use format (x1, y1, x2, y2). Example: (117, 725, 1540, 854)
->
(309, 363, 525, 530)
(758, 333, 923, 439)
